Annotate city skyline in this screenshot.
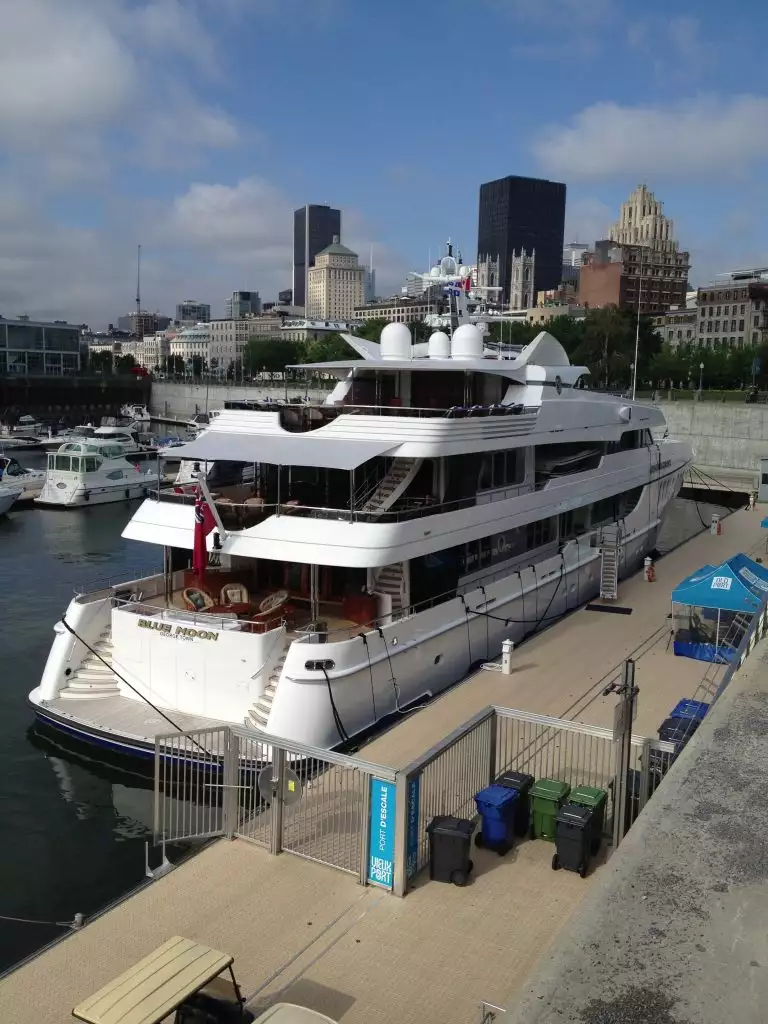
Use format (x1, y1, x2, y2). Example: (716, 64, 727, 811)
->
(0, 0, 765, 327)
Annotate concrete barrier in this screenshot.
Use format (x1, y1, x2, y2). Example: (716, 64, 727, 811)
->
(658, 400, 768, 475)
(149, 382, 331, 420)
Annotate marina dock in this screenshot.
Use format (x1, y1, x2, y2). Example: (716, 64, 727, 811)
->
(2, 505, 764, 1024)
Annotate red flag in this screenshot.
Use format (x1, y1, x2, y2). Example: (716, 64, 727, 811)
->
(193, 489, 216, 577)
(463, 276, 472, 293)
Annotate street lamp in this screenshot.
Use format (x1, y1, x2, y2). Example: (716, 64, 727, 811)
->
(630, 362, 635, 398)
(632, 249, 644, 401)
(699, 361, 704, 392)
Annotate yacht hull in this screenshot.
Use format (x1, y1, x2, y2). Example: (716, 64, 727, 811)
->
(35, 479, 157, 507)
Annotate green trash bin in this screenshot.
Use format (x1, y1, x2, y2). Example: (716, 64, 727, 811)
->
(530, 779, 571, 841)
(569, 785, 608, 855)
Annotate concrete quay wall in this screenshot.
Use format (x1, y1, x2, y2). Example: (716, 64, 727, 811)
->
(658, 400, 768, 476)
(149, 381, 330, 420)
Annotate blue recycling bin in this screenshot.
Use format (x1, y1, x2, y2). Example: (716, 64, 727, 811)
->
(474, 784, 519, 855)
(669, 699, 709, 723)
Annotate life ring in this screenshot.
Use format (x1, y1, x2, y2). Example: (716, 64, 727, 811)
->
(259, 589, 289, 614)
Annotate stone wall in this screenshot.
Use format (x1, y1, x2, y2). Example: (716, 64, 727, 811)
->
(658, 401, 768, 473)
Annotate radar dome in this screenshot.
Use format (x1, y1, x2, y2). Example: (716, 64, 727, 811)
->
(451, 323, 483, 360)
(430, 266, 441, 278)
(380, 322, 412, 360)
(459, 265, 471, 278)
(427, 331, 451, 359)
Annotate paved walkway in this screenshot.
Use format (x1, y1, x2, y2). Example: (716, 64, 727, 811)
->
(2, 508, 765, 1024)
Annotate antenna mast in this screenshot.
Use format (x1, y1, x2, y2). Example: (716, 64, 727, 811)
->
(136, 244, 142, 324)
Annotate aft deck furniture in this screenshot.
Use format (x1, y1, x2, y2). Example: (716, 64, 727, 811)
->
(221, 582, 250, 606)
(182, 587, 214, 612)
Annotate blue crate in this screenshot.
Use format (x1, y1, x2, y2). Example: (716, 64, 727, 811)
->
(669, 699, 710, 723)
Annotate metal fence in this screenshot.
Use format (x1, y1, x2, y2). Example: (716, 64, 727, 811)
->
(154, 724, 395, 883)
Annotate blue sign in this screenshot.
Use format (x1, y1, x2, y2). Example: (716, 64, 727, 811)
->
(753, 357, 762, 375)
(406, 777, 421, 879)
(368, 778, 395, 889)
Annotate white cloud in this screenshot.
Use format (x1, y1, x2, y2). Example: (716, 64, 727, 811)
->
(533, 95, 768, 180)
(627, 15, 712, 86)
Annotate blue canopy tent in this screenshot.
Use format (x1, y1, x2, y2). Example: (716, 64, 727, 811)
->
(671, 553, 768, 663)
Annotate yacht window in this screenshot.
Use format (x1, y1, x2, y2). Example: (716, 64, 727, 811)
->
(70, 457, 82, 472)
(479, 449, 525, 491)
(84, 457, 99, 472)
(105, 469, 124, 480)
(5, 461, 21, 476)
(54, 455, 71, 471)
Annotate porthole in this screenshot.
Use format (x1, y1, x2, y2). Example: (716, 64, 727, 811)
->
(434, 654, 442, 665)
(305, 659, 335, 671)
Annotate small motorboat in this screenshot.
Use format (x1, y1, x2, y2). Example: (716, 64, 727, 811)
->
(0, 455, 46, 500)
(35, 439, 160, 507)
(0, 481, 23, 516)
(120, 402, 151, 424)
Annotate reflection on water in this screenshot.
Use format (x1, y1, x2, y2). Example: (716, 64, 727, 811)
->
(0, 486, 735, 974)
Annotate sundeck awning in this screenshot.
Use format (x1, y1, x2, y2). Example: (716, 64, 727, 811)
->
(168, 432, 397, 470)
(72, 935, 233, 1024)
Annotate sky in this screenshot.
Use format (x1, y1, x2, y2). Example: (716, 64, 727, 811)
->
(0, 0, 766, 327)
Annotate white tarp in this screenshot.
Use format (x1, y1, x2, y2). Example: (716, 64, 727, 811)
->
(168, 432, 397, 470)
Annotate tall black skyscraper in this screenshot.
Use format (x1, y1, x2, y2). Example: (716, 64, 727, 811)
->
(293, 204, 341, 308)
(477, 175, 566, 305)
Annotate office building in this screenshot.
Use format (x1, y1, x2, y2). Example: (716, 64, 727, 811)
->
(695, 268, 768, 349)
(652, 307, 698, 349)
(562, 242, 591, 287)
(609, 184, 679, 251)
(307, 236, 365, 320)
(293, 204, 341, 308)
(225, 291, 261, 319)
(364, 268, 377, 304)
(578, 240, 689, 315)
(116, 311, 170, 336)
(168, 324, 210, 366)
(278, 288, 293, 306)
(175, 300, 211, 323)
(476, 175, 566, 305)
(0, 316, 82, 375)
(354, 296, 436, 325)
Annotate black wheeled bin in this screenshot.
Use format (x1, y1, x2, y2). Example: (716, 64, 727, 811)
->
(495, 770, 535, 837)
(552, 803, 594, 877)
(426, 815, 474, 886)
(650, 716, 700, 777)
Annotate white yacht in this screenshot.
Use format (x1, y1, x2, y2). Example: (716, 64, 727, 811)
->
(121, 403, 151, 424)
(38, 425, 96, 453)
(0, 455, 46, 500)
(31, 315, 692, 759)
(0, 480, 23, 516)
(35, 440, 159, 508)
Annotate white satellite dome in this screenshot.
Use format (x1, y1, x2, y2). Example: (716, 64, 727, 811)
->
(451, 323, 483, 360)
(430, 266, 441, 278)
(427, 331, 451, 359)
(380, 322, 412, 360)
(459, 265, 471, 278)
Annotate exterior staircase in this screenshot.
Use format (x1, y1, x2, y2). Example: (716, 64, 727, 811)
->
(599, 525, 620, 601)
(360, 458, 422, 515)
(247, 645, 290, 731)
(375, 563, 405, 618)
(59, 629, 121, 699)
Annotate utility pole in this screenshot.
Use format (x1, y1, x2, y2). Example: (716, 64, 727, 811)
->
(632, 248, 644, 400)
(136, 244, 142, 325)
(605, 659, 639, 848)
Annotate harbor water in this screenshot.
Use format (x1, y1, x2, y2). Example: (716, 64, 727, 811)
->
(0, 461, 737, 974)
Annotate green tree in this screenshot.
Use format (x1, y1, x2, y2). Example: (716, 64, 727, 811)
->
(167, 354, 185, 375)
(89, 349, 113, 373)
(244, 337, 304, 374)
(191, 354, 204, 378)
(115, 353, 137, 373)
(352, 318, 388, 342)
(302, 333, 358, 363)
(487, 320, 538, 346)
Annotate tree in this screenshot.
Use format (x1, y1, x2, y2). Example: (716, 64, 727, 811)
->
(352, 318, 388, 342)
(115, 353, 137, 373)
(167, 354, 185, 375)
(302, 333, 358, 363)
(89, 349, 113, 373)
(244, 337, 303, 374)
(191, 354, 204, 378)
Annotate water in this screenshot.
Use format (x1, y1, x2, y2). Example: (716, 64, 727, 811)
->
(0, 478, 731, 975)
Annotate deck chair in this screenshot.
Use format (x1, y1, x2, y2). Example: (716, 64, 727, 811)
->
(220, 582, 249, 606)
(182, 587, 214, 612)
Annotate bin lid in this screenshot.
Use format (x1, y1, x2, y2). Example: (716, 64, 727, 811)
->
(658, 716, 699, 746)
(531, 778, 571, 801)
(474, 784, 519, 809)
(426, 815, 474, 838)
(496, 770, 534, 792)
(670, 698, 709, 721)
(570, 785, 607, 808)
(556, 803, 592, 828)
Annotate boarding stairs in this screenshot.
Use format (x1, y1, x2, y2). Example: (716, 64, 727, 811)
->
(599, 525, 620, 601)
(360, 458, 422, 515)
(59, 628, 121, 699)
(375, 562, 406, 618)
(247, 642, 290, 730)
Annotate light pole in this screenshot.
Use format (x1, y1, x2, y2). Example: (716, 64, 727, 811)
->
(630, 362, 635, 398)
(699, 361, 704, 393)
(632, 249, 644, 401)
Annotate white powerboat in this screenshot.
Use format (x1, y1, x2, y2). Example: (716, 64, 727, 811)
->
(121, 403, 151, 424)
(0, 455, 46, 500)
(35, 439, 160, 507)
(0, 481, 23, 516)
(37, 425, 96, 453)
(32, 312, 693, 759)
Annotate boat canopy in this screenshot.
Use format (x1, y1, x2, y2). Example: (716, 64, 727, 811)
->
(72, 935, 234, 1024)
(169, 431, 398, 470)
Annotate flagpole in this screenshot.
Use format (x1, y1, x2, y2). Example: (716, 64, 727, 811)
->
(195, 469, 227, 538)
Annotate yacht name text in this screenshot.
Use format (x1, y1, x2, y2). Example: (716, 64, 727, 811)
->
(137, 618, 219, 641)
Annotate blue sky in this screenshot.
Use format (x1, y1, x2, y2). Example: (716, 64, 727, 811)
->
(1, 0, 766, 325)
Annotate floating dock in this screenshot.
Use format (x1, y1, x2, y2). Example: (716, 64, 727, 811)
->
(2, 506, 766, 1024)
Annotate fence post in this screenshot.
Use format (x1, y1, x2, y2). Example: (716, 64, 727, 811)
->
(269, 747, 285, 856)
(358, 771, 372, 887)
(153, 737, 162, 844)
(392, 772, 409, 897)
(223, 728, 239, 839)
(488, 710, 497, 785)
(608, 659, 638, 849)
(637, 738, 651, 814)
